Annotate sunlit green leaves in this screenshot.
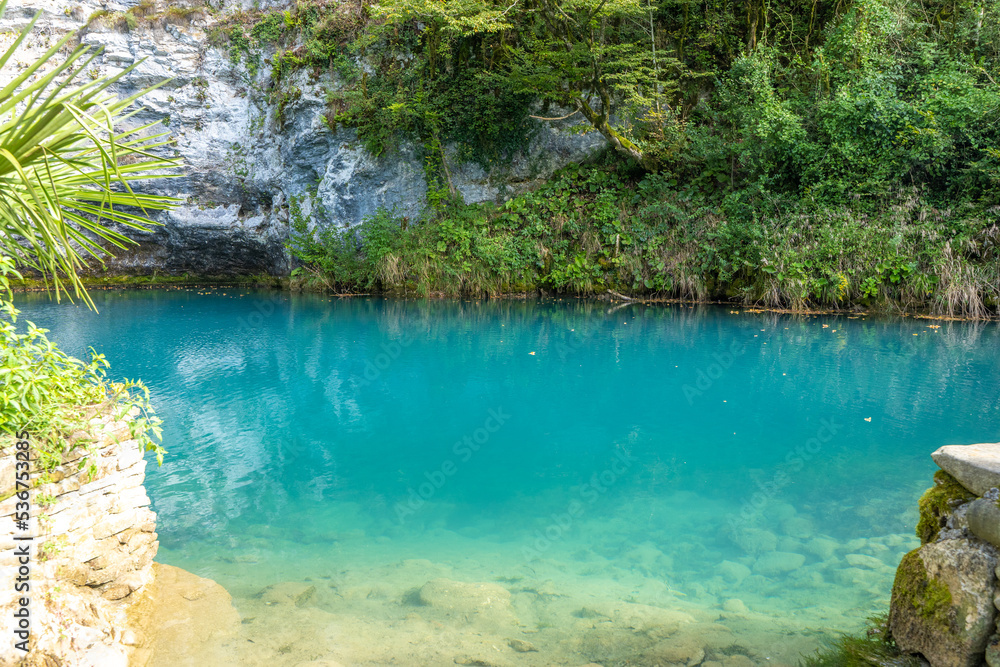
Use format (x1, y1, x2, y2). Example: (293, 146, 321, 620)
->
(373, 0, 681, 169)
(0, 257, 164, 465)
(373, 0, 517, 37)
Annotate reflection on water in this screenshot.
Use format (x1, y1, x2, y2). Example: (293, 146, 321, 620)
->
(16, 290, 1000, 666)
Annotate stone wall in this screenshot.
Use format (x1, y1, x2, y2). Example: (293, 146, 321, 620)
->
(0, 411, 159, 666)
(889, 443, 1000, 667)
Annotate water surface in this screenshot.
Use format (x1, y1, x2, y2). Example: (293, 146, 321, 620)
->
(17, 290, 1000, 666)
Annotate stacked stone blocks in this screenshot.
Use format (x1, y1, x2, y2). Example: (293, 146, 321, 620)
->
(0, 410, 159, 666)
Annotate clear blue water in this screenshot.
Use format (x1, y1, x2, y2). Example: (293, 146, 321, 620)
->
(16, 289, 1000, 666)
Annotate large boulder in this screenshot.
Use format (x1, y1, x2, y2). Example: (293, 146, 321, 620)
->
(932, 444, 1000, 497)
(889, 539, 999, 667)
(128, 563, 242, 667)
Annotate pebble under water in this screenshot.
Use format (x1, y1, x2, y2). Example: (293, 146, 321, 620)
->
(16, 289, 1000, 666)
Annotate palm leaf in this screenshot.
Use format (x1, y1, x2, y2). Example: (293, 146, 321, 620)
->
(0, 0, 181, 305)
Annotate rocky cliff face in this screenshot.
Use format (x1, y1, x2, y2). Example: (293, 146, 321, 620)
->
(1, 0, 607, 276)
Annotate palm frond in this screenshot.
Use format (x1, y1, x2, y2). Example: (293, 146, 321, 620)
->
(0, 0, 181, 305)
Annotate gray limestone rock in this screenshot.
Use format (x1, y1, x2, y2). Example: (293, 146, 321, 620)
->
(933, 444, 1000, 496)
(968, 498, 1000, 550)
(890, 539, 999, 667)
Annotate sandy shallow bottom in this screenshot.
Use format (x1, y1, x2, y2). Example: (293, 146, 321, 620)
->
(155, 489, 920, 667)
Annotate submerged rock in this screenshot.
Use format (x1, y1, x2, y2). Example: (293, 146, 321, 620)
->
(834, 567, 884, 591)
(805, 537, 840, 560)
(781, 516, 815, 539)
(730, 528, 778, 555)
(889, 539, 999, 667)
(453, 656, 507, 667)
(752, 551, 805, 576)
(419, 579, 517, 629)
(618, 604, 697, 634)
(419, 578, 512, 611)
(722, 599, 749, 614)
(643, 639, 706, 666)
(507, 638, 538, 652)
(572, 601, 696, 636)
(845, 553, 889, 570)
(717, 560, 752, 584)
(932, 444, 1000, 497)
(257, 582, 317, 607)
(128, 563, 241, 667)
(625, 541, 669, 569)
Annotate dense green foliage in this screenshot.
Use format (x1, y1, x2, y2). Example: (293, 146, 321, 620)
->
(217, 0, 999, 313)
(290, 158, 999, 316)
(287, 198, 405, 291)
(217, 0, 999, 196)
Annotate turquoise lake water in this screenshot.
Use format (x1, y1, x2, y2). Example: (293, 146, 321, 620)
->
(16, 289, 1000, 666)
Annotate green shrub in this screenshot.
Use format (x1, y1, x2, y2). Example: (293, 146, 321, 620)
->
(287, 199, 407, 291)
(0, 259, 163, 471)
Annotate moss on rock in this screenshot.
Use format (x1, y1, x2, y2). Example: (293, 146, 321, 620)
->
(892, 549, 953, 634)
(916, 470, 976, 544)
(889, 540, 999, 667)
(920, 576, 954, 626)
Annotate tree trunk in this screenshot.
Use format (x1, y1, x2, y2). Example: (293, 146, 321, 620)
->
(574, 95, 660, 172)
